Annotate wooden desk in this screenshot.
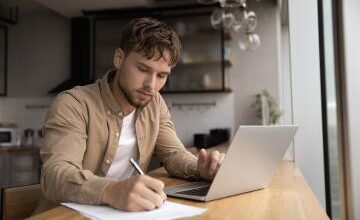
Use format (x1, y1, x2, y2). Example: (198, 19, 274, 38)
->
(28, 162, 329, 220)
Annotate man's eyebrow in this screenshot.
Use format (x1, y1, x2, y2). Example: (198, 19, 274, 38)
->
(136, 61, 151, 68)
(136, 61, 171, 75)
(159, 71, 170, 76)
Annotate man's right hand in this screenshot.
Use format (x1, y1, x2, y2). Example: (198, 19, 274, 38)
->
(100, 175, 167, 211)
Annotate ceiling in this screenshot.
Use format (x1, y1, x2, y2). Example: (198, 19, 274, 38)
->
(30, 0, 286, 22)
(31, 0, 198, 17)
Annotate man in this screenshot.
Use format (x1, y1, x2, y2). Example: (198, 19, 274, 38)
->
(37, 17, 225, 213)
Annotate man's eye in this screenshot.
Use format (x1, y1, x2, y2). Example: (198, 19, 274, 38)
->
(158, 74, 167, 79)
(138, 66, 148, 72)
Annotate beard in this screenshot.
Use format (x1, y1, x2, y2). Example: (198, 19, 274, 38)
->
(117, 80, 153, 108)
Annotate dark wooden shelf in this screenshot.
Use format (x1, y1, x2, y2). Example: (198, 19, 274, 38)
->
(177, 60, 232, 68)
(161, 88, 232, 94)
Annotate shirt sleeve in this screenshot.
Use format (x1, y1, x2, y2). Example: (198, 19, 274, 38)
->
(40, 92, 113, 205)
(153, 95, 201, 180)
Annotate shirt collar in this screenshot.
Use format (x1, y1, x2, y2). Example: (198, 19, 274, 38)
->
(99, 69, 122, 115)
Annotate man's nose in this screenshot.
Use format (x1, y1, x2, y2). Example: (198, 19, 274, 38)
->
(144, 74, 156, 91)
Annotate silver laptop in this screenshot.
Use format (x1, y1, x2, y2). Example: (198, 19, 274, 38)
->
(165, 125, 299, 201)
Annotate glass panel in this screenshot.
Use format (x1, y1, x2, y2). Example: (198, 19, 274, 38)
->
(162, 15, 223, 92)
(320, 0, 345, 219)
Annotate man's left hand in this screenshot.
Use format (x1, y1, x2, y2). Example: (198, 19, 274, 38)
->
(197, 149, 225, 181)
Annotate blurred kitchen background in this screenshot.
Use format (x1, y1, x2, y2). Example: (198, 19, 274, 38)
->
(1, 0, 360, 219)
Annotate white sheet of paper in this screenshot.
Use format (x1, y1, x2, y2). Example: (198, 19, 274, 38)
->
(62, 201, 207, 220)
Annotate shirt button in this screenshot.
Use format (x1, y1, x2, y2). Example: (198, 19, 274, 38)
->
(105, 159, 111, 164)
(115, 132, 119, 137)
(118, 112, 123, 117)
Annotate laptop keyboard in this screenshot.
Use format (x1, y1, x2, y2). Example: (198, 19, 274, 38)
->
(176, 186, 210, 197)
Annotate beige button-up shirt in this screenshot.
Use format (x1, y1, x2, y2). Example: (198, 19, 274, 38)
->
(37, 71, 199, 212)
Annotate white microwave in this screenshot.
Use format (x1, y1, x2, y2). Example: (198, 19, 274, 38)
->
(0, 128, 21, 147)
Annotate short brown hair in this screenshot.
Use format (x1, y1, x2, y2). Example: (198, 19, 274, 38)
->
(119, 17, 181, 67)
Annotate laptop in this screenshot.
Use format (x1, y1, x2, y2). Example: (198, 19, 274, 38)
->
(164, 125, 299, 201)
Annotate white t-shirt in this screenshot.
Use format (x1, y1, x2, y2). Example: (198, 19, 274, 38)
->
(106, 110, 139, 180)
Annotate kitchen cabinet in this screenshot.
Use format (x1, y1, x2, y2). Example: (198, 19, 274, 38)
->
(160, 16, 231, 93)
(0, 152, 10, 188)
(89, 5, 230, 93)
(0, 147, 40, 188)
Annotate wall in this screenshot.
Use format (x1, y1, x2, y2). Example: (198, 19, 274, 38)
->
(280, 27, 293, 127)
(163, 93, 234, 146)
(5, 0, 70, 97)
(342, 0, 360, 218)
(230, 0, 281, 127)
(0, 97, 52, 130)
(279, 25, 294, 160)
(288, 0, 326, 207)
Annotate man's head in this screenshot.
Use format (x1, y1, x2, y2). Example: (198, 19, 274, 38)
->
(112, 17, 181, 109)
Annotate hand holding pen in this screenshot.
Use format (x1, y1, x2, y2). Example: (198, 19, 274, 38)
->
(129, 157, 166, 203)
(100, 158, 167, 212)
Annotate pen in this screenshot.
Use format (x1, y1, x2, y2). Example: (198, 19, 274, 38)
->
(129, 158, 145, 175)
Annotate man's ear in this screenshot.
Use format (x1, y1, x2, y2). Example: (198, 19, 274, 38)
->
(113, 48, 125, 69)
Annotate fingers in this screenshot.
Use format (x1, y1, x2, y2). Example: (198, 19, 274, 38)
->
(142, 175, 167, 201)
(217, 153, 226, 169)
(209, 151, 220, 176)
(198, 149, 208, 164)
(197, 149, 226, 180)
(127, 175, 166, 211)
(128, 194, 156, 211)
(106, 175, 167, 212)
(139, 185, 164, 209)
